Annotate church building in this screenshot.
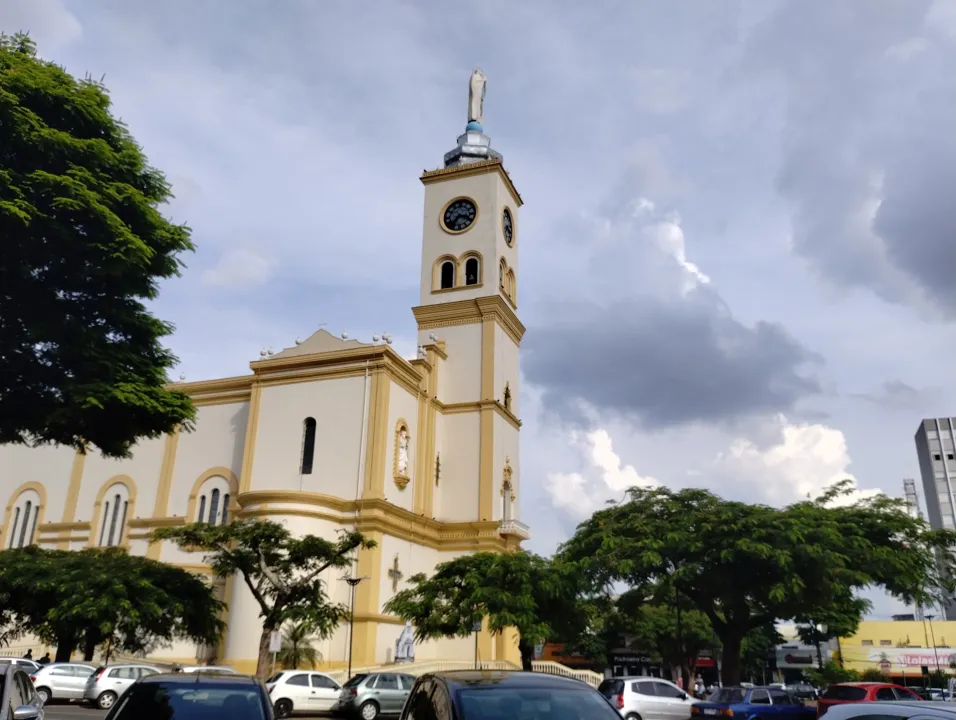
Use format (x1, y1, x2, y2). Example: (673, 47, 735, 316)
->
(0, 72, 529, 673)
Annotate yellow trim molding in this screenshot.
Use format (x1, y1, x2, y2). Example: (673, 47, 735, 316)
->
(412, 296, 525, 347)
(421, 159, 523, 208)
(147, 431, 181, 560)
(1, 481, 48, 549)
(87, 475, 139, 549)
(363, 371, 391, 500)
(438, 195, 479, 235)
(57, 451, 86, 549)
(238, 382, 263, 494)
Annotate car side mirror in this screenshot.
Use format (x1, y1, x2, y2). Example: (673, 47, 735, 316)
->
(14, 706, 40, 720)
(680, 693, 688, 700)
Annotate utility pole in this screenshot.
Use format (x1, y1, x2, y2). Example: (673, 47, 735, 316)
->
(676, 582, 684, 688)
(343, 576, 368, 681)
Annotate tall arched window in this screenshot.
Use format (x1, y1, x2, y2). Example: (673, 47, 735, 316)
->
(301, 417, 317, 475)
(507, 269, 516, 302)
(499, 258, 507, 290)
(97, 483, 130, 547)
(6, 488, 42, 549)
(195, 475, 232, 526)
(464, 257, 480, 286)
(440, 261, 456, 289)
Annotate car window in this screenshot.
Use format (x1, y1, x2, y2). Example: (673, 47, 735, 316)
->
(632, 681, 656, 696)
(311, 674, 339, 690)
(709, 688, 746, 704)
(874, 688, 897, 701)
(70, 666, 94, 677)
(50, 666, 72, 676)
(823, 686, 867, 701)
(598, 679, 625, 697)
(108, 681, 267, 720)
(403, 678, 437, 720)
(653, 681, 684, 699)
(893, 688, 919, 700)
(109, 667, 137, 679)
(376, 674, 400, 690)
(344, 674, 368, 689)
(138, 668, 159, 678)
(750, 690, 771, 705)
(458, 685, 622, 720)
(266, 673, 285, 684)
(16, 671, 34, 705)
(769, 690, 791, 705)
(286, 674, 310, 687)
(400, 675, 417, 690)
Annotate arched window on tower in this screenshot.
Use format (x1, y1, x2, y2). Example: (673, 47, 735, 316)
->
(464, 257, 480, 286)
(301, 417, 317, 475)
(440, 260, 456, 289)
(507, 269, 516, 303)
(6, 488, 41, 549)
(97, 482, 130, 547)
(499, 258, 507, 290)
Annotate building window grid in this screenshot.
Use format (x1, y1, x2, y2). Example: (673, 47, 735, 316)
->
(941, 419, 956, 533)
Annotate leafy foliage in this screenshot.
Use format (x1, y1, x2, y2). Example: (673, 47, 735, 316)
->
(278, 621, 320, 670)
(0, 32, 196, 458)
(0, 546, 223, 661)
(153, 519, 373, 677)
(559, 480, 956, 684)
(383, 551, 580, 669)
(804, 660, 860, 688)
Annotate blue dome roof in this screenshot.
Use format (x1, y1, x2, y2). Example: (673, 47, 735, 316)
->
(465, 121, 483, 132)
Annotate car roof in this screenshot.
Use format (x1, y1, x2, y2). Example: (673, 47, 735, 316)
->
(139, 673, 259, 686)
(435, 670, 592, 690)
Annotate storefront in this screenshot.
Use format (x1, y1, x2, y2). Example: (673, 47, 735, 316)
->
(775, 644, 828, 683)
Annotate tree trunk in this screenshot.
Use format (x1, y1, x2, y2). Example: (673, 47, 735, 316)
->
(54, 630, 75, 663)
(82, 636, 96, 662)
(518, 638, 535, 671)
(257, 623, 277, 680)
(719, 632, 743, 686)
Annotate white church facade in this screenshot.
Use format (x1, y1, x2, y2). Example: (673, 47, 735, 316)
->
(0, 74, 529, 673)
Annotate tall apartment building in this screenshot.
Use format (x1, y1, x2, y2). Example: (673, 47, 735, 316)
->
(914, 418, 956, 619)
(902, 478, 926, 621)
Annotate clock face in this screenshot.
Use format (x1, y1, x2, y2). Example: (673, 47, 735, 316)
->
(442, 198, 477, 233)
(502, 208, 514, 246)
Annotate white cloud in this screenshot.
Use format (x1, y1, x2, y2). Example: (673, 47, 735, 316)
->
(201, 249, 274, 287)
(633, 197, 711, 293)
(546, 429, 658, 518)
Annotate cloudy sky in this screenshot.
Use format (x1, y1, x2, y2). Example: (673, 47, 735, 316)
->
(5, 0, 955, 618)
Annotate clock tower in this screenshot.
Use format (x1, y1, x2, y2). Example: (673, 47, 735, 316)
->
(411, 70, 527, 536)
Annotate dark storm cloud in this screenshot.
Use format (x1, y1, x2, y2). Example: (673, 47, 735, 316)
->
(524, 289, 823, 429)
(741, 0, 956, 315)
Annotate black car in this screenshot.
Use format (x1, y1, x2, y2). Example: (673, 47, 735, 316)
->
(399, 670, 620, 720)
(1, 664, 44, 720)
(103, 672, 273, 720)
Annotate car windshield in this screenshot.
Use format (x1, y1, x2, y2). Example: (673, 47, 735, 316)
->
(265, 673, 285, 683)
(344, 674, 368, 688)
(458, 686, 621, 720)
(708, 688, 747, 704)
(597, 680, 624, 697)
(108, 682, 266, 720)
(821, 686, 867, 701)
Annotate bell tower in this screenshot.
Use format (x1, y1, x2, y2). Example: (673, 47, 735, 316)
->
(411, 70, 527, 538)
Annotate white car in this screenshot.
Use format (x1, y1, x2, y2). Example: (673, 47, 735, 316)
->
(266, 670, 342, 717)
(0, 658, 40, 674)
(179, 665, 237, 674)
(83, 664, 162, 709)
(29, 662, 96, 704)
(820, 701, 956, 720)
(599, 677, 698, 720)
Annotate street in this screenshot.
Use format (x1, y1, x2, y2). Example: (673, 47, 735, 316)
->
(44, 705, 106, 720)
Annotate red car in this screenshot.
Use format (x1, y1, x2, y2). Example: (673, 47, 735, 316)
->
(817, 682, 921, 717)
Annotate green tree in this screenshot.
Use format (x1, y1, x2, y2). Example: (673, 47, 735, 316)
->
(383, 551, 580, 670)
(804, 660, 860, 688)
(153, 520, 373, 678)
(795, 592, 868, 668)
(0, 32, 195, 458)
(0, 546, 223, 662)
(739, 624, 782, 683)
(559, 481, 956, 685)
(278, 621, 320, 670)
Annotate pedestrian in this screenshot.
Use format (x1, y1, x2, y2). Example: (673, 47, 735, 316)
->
(22, 649, 32, 660)
(37, 653, 51, 666)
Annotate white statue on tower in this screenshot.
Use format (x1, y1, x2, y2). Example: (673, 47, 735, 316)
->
(397, 429, 409, 476)
(468, 69, 486, 125)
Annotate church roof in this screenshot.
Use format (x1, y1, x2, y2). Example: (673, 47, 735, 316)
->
(270, 329, 370, 359)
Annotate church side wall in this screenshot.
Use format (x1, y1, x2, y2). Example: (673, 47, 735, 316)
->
(1, 443, 75, 548)
(493, 324, 520, 417)
(432, 325, 480, 404)
(434, 413, 480, 522)
(250, 376, 367, 500)
(493, 414, 521, 523)
(383, 381, 418, 512)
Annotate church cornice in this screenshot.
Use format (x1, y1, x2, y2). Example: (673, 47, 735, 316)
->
(420, 159, 523, 208)
(412, 295, 526, 346)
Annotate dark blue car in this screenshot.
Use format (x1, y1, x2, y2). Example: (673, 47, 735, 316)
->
(692, 687, 816, 720)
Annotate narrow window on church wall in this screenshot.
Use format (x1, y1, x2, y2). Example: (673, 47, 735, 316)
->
(209, 489, 221, 526)
(507, 269, 516, 301)
(16, 501, 31, 548)
(499, 258, 506, 290)
(464, 256, 480, 286)
(118, 501, 128, 544)
(27, 504, 38, 546)
(198, 495, 207, 523)
(302, 417, 317, 474)
(222, 494, 230, 525)
(99, 502, 110, 546)
(440, 261, 456, 289)
(7, 507, 20, 549)
(107, 493, 121, 546)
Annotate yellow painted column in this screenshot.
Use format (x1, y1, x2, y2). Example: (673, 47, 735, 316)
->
(350, 530, 383, 666)
(147, 431, 180, 560)
(239, 382, 263, 494)
(363, 371, 391, 500)
(57, 450, 87, 549)
(478, 318, 496, 521)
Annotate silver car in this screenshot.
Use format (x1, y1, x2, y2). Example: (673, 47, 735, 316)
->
(331, 673, 417, 720)
(820, 701, 956, 720)
(29, 663, 95, 704)
(83, 664, 162, 710)
(0, 664, 44, 720)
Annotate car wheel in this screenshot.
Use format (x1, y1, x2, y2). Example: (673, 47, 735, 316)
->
(97, 691, 118, 710)
(36, 687, 51, 704)
(274, 699, 293, 718)
(360, 700, 380, 720)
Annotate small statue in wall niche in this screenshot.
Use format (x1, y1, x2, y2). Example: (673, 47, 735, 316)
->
(397, 429, 409, 476)
(503, 382, 512, 411)
(435, 453, 441, 486)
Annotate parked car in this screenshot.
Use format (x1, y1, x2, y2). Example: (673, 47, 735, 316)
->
(400, 670, 621, 720)
(265, 669, 342, 718)
(29, 662, 95, 704)
(83, 664, 162, 710)
(789, 684, 819, 703)
(0, 660, 40, 674)
(599, 676, 698, 720)
(179, 665, 237, 675)
(817, 682, 922, 717)
(329, 673, 417, 720)
(99, 671, 272, 719)
(818, 700, 956, 720)
(0, 664, 44, 720)
(693, 686, 816, 720)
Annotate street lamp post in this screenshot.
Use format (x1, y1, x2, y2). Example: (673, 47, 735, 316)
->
(676, 582, 684, 689)
(815, 624, 828, 669)
(926, 614, 942, 674)
(343, 576, 369, 681)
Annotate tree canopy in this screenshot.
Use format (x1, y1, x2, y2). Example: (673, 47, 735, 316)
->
(0, 32, 195, 458)
(383, 551, 580, 670)
(0, 546, 223, 662)
(559, 480, 956, 684)
(153, 519, 373, 678)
